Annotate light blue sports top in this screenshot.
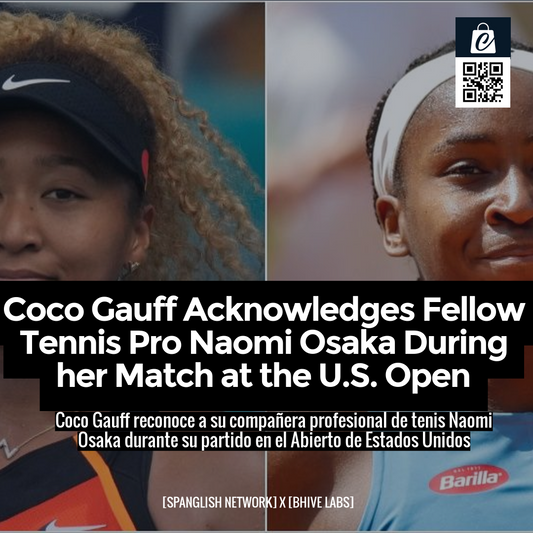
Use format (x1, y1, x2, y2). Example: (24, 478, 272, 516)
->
(358, 413, 533, 531)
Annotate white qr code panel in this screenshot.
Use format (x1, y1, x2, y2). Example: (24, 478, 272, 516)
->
(456, 57, 510, 108)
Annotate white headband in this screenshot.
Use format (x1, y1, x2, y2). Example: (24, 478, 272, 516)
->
(372, 49, 533, 197)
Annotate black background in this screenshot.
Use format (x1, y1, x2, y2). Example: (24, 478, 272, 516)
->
(456, 17, 511, 57)
(0, 282, 528, 411)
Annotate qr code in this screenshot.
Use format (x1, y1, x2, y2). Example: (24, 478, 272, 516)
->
(456, 58, 510, 108)
(463, 61, 503, 102)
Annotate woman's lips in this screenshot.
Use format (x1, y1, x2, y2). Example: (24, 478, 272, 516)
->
(0, 269, 56, 280)
(483, 244, 533, 263)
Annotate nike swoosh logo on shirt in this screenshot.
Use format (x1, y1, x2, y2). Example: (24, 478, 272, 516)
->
(2, 75, 71, 91)
(40, 519, 106, 531)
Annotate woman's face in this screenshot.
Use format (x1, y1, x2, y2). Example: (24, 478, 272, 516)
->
(377, 69, 533, 281)
(0, 109, 151, 280)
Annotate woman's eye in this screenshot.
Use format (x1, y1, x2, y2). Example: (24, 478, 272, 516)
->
(45, 189, 83, 200)
(444, 163, 484, 176)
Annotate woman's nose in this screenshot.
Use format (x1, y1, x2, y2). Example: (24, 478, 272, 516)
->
(0, 199, 43, 253)
(485, 167, 533, 226)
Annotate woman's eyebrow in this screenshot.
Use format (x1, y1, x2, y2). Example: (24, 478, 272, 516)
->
(430, 133, 496, 154)
(33, 154, 97, 178)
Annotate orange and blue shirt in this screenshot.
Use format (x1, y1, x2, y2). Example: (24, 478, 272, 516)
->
(0, 436, 155, 531)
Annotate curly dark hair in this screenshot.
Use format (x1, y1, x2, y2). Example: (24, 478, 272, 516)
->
(0, 10, 264, 280)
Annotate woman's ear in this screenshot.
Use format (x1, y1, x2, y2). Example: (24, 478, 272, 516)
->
(375, 195, 410, 257)
(128, 204, 154, 264)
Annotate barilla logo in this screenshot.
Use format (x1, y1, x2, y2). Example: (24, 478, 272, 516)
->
(429, 464, 508, 494)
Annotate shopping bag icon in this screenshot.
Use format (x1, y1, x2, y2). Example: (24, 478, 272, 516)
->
(471, 22, 496, 54)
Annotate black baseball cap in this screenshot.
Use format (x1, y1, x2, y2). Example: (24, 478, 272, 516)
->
(0, 61, 150, 189)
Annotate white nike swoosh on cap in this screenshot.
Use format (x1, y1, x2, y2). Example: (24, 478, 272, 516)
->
(43, 519, 107, 531)
(2, 75, 71, 91)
